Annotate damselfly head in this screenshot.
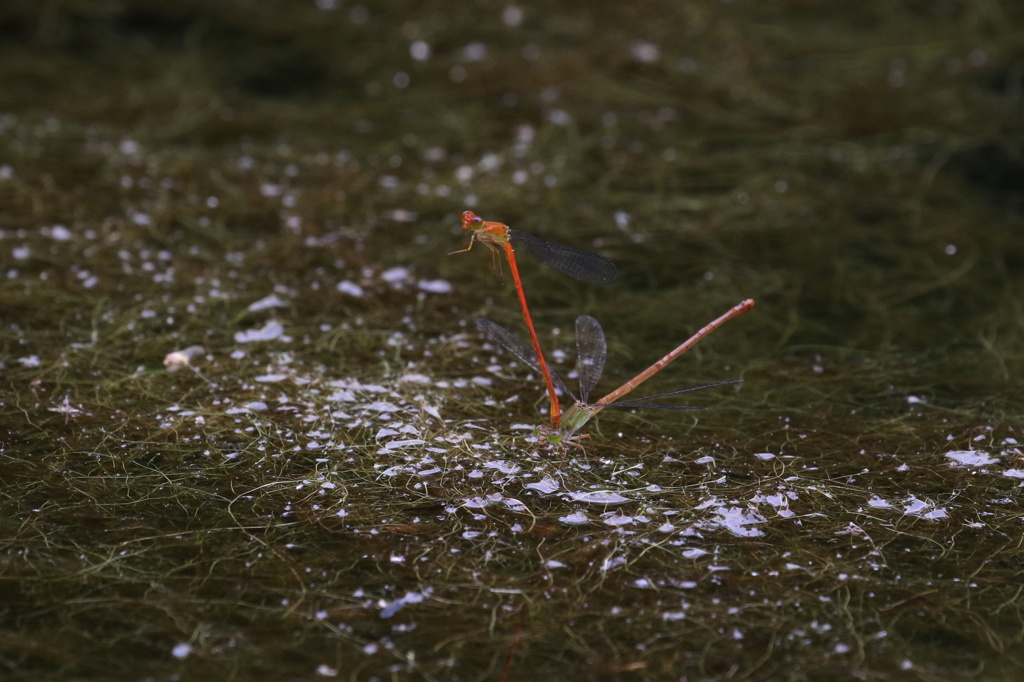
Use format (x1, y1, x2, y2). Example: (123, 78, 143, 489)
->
(461, 211, 483, 230)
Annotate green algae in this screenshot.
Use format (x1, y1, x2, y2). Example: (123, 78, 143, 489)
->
(2, 1, 1024, 680)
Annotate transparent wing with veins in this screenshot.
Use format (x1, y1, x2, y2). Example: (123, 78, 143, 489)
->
(508, 229, 618, 285)
(573, 315, 606, 403)
(476, 318, 572, 398)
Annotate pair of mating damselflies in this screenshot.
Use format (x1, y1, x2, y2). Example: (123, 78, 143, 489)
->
(451, 210, 754, 443)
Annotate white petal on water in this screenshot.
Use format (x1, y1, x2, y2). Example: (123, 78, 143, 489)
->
(328, 378, 388, 393)
(461, 493, 504, 509)
(945, 450, 997, 467)
(753, 452, 776, 460)
(163, 345, 204, 371)
(44, 224, 73, 241)
(255, 373, 289, 383)
(901, 497, 930, 515)
(247, 293, 289, 312)
(867, 495, 891, 508)
(367, 401, 400, 413)
(711, 507, 766, 537)
(483, 460, 520, 475)
(524, 476, 560, 494)
(225, 401, 267, 414)
(381, 266, 411, 284)
(558, 511, 590, 525)
(1003, 469, 1024, 479)
(569, 491, 631, 505)
(336, 280, 365, 297)
(503, 498, 528, 513)
(417, 279, 452, 294)
(234, 320, 285, 343)
(694, 496, 719, 511)
(602, 512, 635, 527)
(379, 589, 429, 619)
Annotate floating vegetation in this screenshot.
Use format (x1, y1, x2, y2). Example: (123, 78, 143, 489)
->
(2, 1, 1023, 680)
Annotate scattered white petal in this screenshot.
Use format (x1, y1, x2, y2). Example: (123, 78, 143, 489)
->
(48, 401, 82, 417)
(503, 498, 528, 512)
(483, 460, 520, 475)
(46, 224, 73, 241)
(603, 513, 635, 527)
(417, 279, 452, 294)
(381, 266, 410, 284)
(711, 507, 766, 537)
(163, 345, 204, 371)
(524, 476, 560, 494)
(945, 450, 997, 466)
(558, 511, 590, 525)
(631, 41, 660, 63)
(385, 439, 426, 450)
(902, 497, 930, 515)
(569, 491, 631, 506)
(383, 209, 418, 222)
(247, 293, 289, 311)
(171, 643, 192, 659)
(316, 664, 338, 677)
(234, 320, 284, 343)
(336, 280, 364, 297)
